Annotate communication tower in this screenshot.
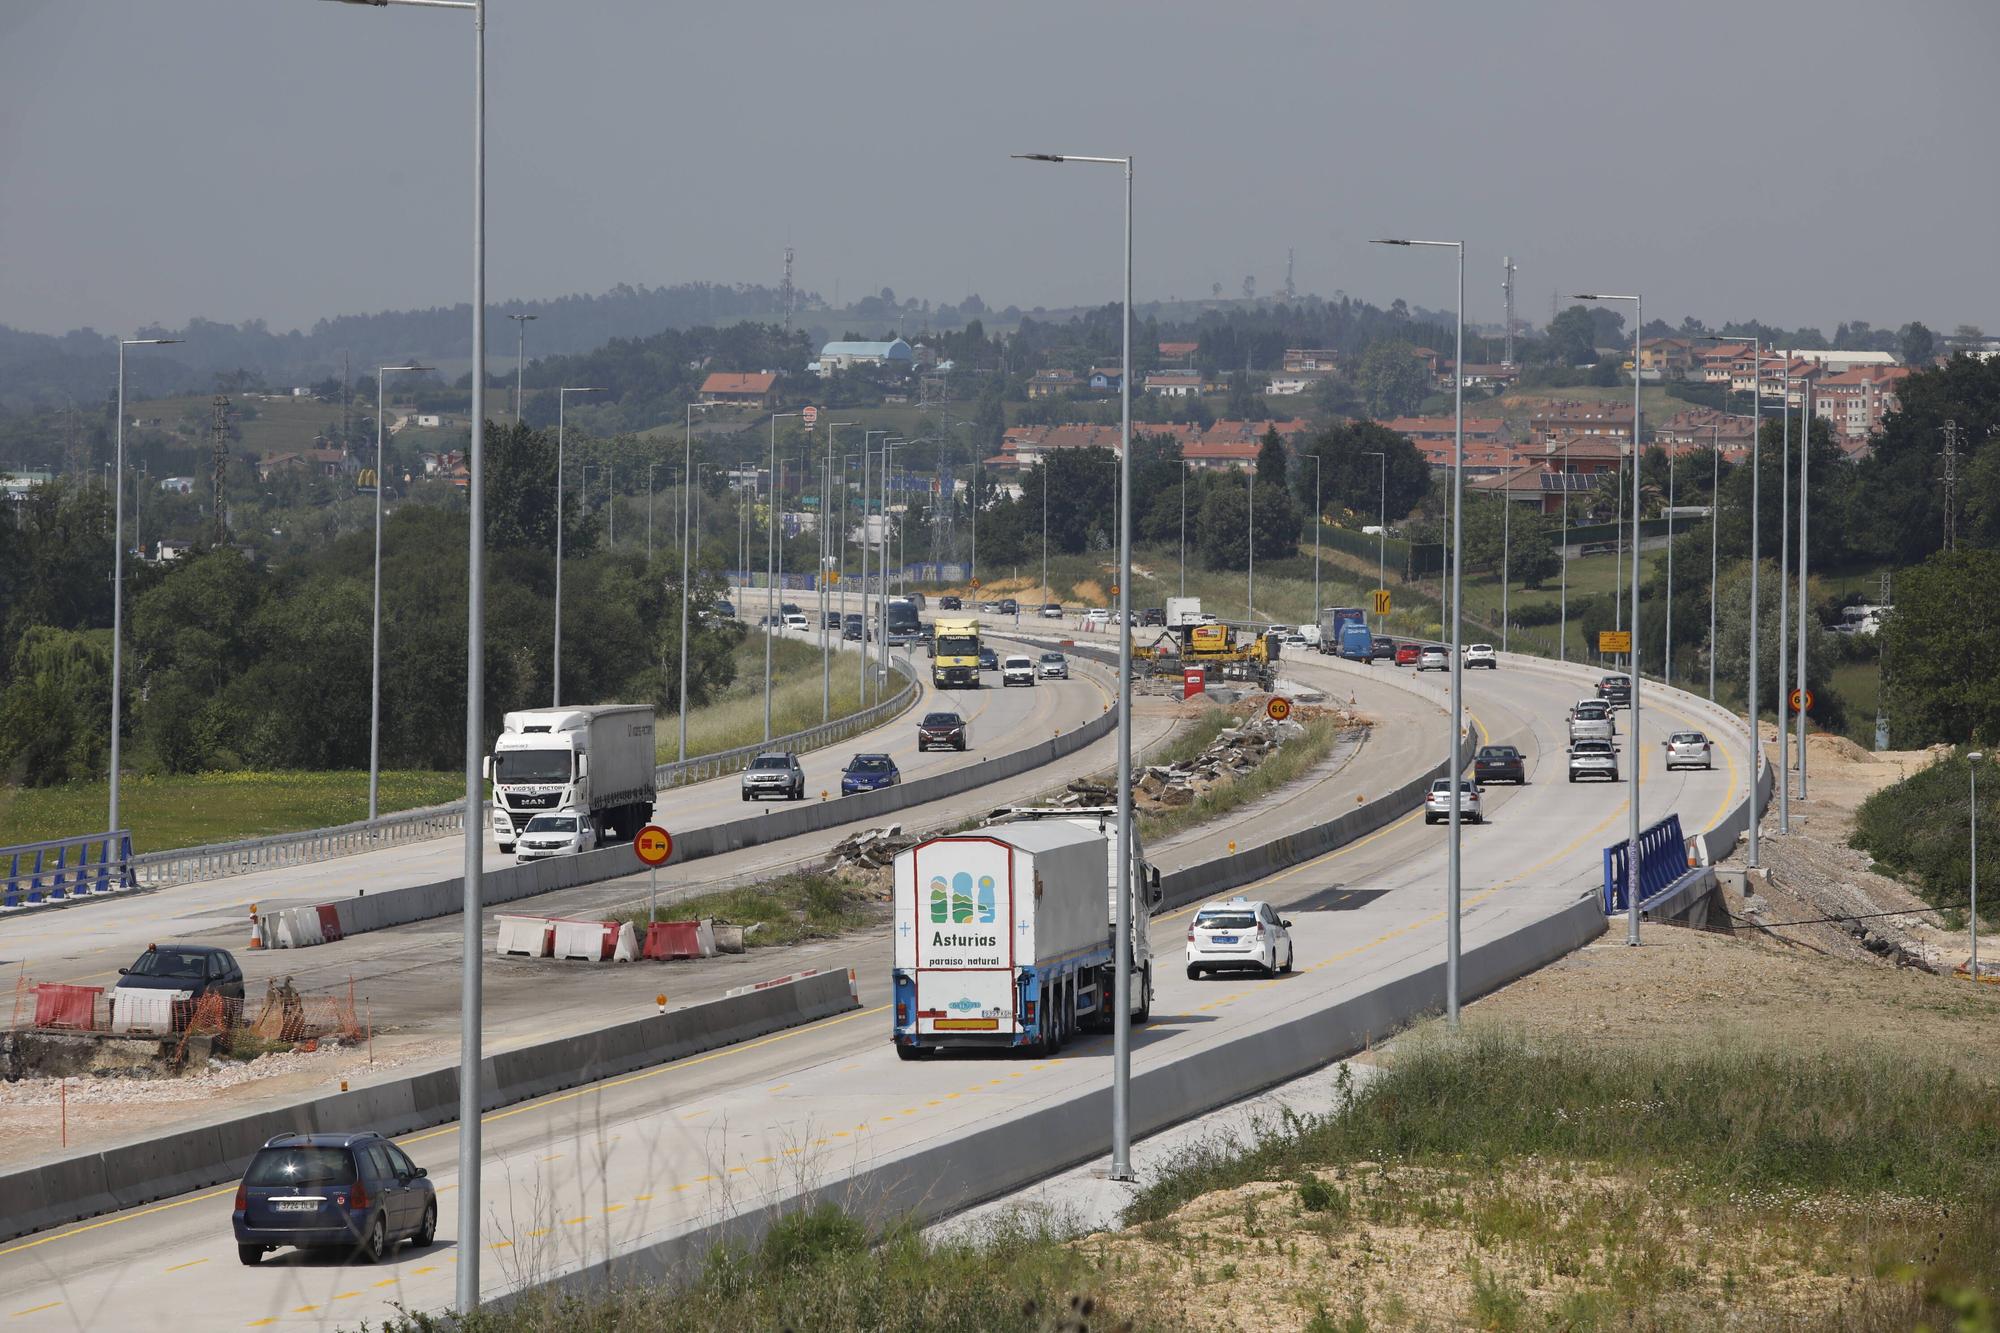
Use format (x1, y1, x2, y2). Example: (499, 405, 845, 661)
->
(1501, 256, 1518, 367)
(781, 245, 796, 333)
(210, 394, 232, 544)
(1941, 419, 1960, 551)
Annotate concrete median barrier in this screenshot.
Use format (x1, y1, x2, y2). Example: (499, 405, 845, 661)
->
(0, 969, 860, 1244)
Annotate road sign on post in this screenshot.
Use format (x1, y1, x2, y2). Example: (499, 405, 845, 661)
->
(1598, 630, 1632, 654)
(801, 406, 818, 427)
(1267, 697, 1293, 722)
(1372, 589, 1391, 616)
(634, 825, 673, 867)
(1790, 687, 1813, 714)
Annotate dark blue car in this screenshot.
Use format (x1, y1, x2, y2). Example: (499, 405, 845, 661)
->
(840, 753, 901, 794)
(233, 1132, 435, 1265)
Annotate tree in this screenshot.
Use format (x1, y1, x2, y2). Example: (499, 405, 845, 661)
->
(1880, 548, 2000, 746)
(1511, 517, 1560, 590)
(1196, 474, 1299, 571)
(1708, 559, 1843, 724)
(1355, 341, 1431, 418)
(0, 627, 113, 786)
(483, 419, 596, 555)
(1900, 321, 1936, 366)
(1296, 419, 1429, 524)
(1256, 428, 1288, 491)
(1225, 371, 1260, 419)
(1546, 306, 1599, 365)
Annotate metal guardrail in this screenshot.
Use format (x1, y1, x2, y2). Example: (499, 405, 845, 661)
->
(2, 831, 136, 909)
(125, 657, 921, 891)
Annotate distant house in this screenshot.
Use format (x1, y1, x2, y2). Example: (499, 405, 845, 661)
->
(413, 413, 455, 429)
(815, 339, 914, 376)
(1157, 341, 1199, 364)
(699, 371, 779, 406)
(1379, 416, 1509, 449)
(1638, 337, 1697, 379)
(157, 539, 193, 563)
(257, 449, 353, 481)
(1144, 372, 1205, 398)
(1087, 366, 1123, 393)
(1026, 369, 1080, 399)
(1527, 401, 1635, 445)
(1282, 348, 1339, 373)
(1265, 375, 1316, 397)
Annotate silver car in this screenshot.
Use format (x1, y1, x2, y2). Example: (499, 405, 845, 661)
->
(1569, 739, 1620, 782)
(1038, 652, 1069, 679)
(741, 752, 805, 801)
(1423, 778, 1483, 825)
(1664, 730, 1714, 770)
(1568, 700, 1614, 745)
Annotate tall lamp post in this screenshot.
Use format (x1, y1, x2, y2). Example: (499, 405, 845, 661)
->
(1712, 334, 1762, 866)
(324, 0, 487, 1310)
(1574, 292, 1645, 948)
(823, 422, 854, 721)
(1708, 424, 1721, 701)
(765, 412, 802, 740)
(1795, 379, 1813, 800)
(1378, 237, 1467, 1018)
(1303, 451, 1322, 630)
(1664, 451, 1674, 686)
(552, 386, 605, 706)
(1363, 450, 1387, 631)
(109, 336, 181, 836)
(370, 363, 432, 821)
(859, 430, 887, 703)
(1971, 751, 1984, 985)
(507, 312, 535, 420)
(1558, 436, 1572, 661)
(677, 401, 716, 761)
(1016, 149, 1139, 1178)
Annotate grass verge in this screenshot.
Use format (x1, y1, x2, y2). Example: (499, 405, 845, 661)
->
(387, 1207, 1149, 1333)
(659, 634, 876, 762)
(1113, 1024, 2000, 1329)
(0, 768, 460, 851)
(614, 870, 878, 948)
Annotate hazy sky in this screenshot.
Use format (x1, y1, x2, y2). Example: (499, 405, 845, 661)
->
(3, 0, 1995, 340)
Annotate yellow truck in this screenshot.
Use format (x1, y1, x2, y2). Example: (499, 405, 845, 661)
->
(932, 615, 982, 688)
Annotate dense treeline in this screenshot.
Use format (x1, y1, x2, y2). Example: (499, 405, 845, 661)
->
(0, 422, 742, 786)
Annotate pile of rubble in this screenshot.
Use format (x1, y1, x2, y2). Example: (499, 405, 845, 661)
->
(1133, 711, 1310, 810)
(823, 825, 918, 892)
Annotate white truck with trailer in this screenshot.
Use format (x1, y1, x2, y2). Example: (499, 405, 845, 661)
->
(891, 812, 1161, 1058)
(485, 705, 657, 853)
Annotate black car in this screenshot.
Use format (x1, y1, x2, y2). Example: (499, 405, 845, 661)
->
(823, 610, 842, 629)
(233, 1132, 436, 1265)
(998, 598, 1019, 616)
(1473, 744, 1527, 785)
(917, 711, 970, 751)
(1370, 636, 1398, 661)
(780, 602, 801, 617)
(938, 595, 963, 611)
(1597, 674, 1632, 707)
(978, 646, 999, 671)
(117, 943, 245, 1003)
(1140, 607, 1167, 627)
(715, 599, 736, 618)
(842, 613, 864, 641)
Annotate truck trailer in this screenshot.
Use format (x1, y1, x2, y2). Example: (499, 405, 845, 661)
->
(1318, 606, 1368, 657)
(486, 705, 657, 853)
(891, 818, 1158, 1058)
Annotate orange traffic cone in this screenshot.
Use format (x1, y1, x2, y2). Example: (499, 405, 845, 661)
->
(248, 902, 263, 949)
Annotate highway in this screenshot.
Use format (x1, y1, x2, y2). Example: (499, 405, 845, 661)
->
(0, 657, 1749, 1330)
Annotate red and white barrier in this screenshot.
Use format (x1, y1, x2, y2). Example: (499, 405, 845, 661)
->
(496, 914, 557, 958)
(552, 918, 639, 962)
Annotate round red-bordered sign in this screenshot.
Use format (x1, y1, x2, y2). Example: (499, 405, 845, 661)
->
(1789, 688, 1813, 714)
(634, 824, 673, 867)
(1266, 697, 1292, 722)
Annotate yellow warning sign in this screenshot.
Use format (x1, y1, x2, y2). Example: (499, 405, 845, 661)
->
(1598, 630, 1632, 654)
(1372, 589, 1391, 616)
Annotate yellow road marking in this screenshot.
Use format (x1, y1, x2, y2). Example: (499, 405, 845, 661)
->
(372, 1278, 400, 1288)
(632, 1193, 652, 1202)
(246, 1320, 277, 1328)
(333, 1291, 361, 1300)
(604, 1204, 625, 1213)
(165, 1257, 208, 1273)
(291, 1306, 320, 1314)
(11, 1305, 61, 1319)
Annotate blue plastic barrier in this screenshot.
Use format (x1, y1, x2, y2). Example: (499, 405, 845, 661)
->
(2, 831, 134, 911)
(1600, 813, 1687, 915)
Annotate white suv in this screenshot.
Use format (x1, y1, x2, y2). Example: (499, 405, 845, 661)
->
(1569, 739, 1620, 782)
(1186, 898, 1294, 979)
(1463, 643, 1497, 669)
(1001, 654, 1037, 687)
(1083, 608, 1110, 627)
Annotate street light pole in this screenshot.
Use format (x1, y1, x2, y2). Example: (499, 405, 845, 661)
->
(1971, 752, 1984, 985)
(552, 386, 605, 707)
(824, 422, 853, 722)
(1016, 149, 1139, 1178)
(1709, 424, 1721, 701)
(507, 312, 535, 421)
(109, 336, 180, 836)
(1574, 292, 1645, 948)
(1795, 379, 1812, 801)
(1179, 464, 1188, 598)
(1363, 450, 1386, 631)
(370, 363, 431, 822)
(1778, 358, 1792, 835)
(1246, 466, 1255, 622)
(1665, 450, 1674, 687)
(860, 431, 886, 703)
(1713, 334, 1762, 866)
(766, 412, 802, 740)
(1559, 436, 1571, 661)
(1382, 237, 1468, 1018)
(1305, 452, 1322, 632)
(677, 402, 714, 762)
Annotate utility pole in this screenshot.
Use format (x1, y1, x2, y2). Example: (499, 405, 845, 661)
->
(210, 394, 231, 545)
(1501, 256, 1517, 368)
(1941, 419, 1960, 552)
(1875, 570, 1892, 751)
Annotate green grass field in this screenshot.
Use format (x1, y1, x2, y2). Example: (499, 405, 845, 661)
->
(0, 769, 462, 852)
(661, 633, 876, 763)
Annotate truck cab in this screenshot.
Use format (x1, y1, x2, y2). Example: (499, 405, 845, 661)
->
(932, 615, 981, 689)
(486, 705, 657, 852)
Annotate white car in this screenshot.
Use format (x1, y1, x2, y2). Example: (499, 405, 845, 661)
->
(1186, 897, 1294, 979)
(1001, 654, 1037, 686)
(1568, 700, 1615, 744)
(1423, 778, 1483, 825)
(1463, 643, 1498, 669)
(1038, 652, 1069, 679)
(1417, 644, 1450, 672)
(1664, 730, 1714, 770)
(1282, 633, 1309, 650)
(1040, 603, 1065, 619)
(1083, 608, 1111, 627)
(783, 612, 809, 631)
(514, 811, 596, 861)
(1265, 624, 1292, 638)
(1569, 739, 1620, 782)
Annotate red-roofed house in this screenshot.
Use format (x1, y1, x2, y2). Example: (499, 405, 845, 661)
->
(1157, 341, 1199, 363)
(1528, 401, 1635, 445)
(1813, 366, 1910, 452)
(1026, 369, 1080, 399)
(1378, 416, 1509, 448)
(1144, 371, 1205, 398)
(699, 371, 778, 406)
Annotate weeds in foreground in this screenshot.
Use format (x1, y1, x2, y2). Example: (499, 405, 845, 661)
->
(615, 870, 878, 948)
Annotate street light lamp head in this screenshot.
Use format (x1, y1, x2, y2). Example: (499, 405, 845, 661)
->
(1013, 153, 1065, 162)
(124, 338, 181, 346)
(1369, 238, 1414, 246)
(1972, 752, 1985, 764)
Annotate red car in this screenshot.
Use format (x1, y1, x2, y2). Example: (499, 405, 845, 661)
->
(1394, 642, 1422, 667)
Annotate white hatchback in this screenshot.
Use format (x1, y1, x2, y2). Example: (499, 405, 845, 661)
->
(515, 811, 595, 861)
(1463, 643, 1498, 669)
(1186, 898, 1294, 979)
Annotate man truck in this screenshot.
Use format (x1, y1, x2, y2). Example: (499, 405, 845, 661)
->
(1318, 606, 1371, 661)
(486, 705, 657, 854)
(932, 614, 981, 688)
(891, 810, 1160, 1058)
